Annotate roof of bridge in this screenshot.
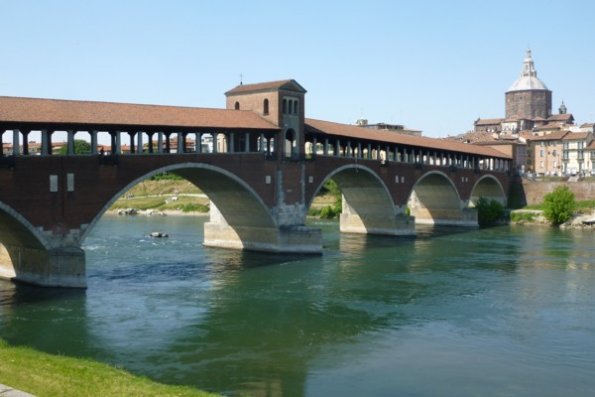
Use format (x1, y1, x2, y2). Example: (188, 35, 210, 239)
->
(0, 96, 280, 131)
(305, 118, 511, 159)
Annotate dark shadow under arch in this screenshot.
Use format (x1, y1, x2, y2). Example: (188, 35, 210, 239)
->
(407, 171, 463, 225)
(469, 175, 507, 206)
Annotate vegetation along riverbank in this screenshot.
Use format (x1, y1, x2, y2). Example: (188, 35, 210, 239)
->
(0, 338, 217, 397)
(111, 174, 595, 230)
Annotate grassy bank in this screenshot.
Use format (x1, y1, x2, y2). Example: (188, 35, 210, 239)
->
(110, 179, 209, 213)
(0, 339, 217, 397)
(523, 199, 595, 213)
(110, 176, 339, 217)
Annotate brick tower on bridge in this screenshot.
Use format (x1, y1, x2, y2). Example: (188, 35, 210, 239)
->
(225, 80, 307, 158)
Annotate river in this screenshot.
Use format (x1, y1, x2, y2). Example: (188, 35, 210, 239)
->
(1, 216, 595, 396)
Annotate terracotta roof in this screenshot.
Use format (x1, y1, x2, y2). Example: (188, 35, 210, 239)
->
(562, 132, 591, 141)
(474, 118, 504, 126)
(447, 131, 498, 144)
(305, 118, 510, 159)
(225, 79, 307, 95)
(587, 140, 595, 150)
(547, 113, 574, 122)
(525, 131, 569, 141)
(0, 96, 279, 131)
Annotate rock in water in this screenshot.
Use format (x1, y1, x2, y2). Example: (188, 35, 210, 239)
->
(149, 231, 169, 238)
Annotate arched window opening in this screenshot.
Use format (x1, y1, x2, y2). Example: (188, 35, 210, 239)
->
(263, 99, 269, 115)
(282, 99, 287, 114)
(284, 129, 296, 158)
(234, 102, 240, 110)
(293, 100, 298, 115)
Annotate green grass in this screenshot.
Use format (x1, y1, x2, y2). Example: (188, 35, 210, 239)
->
(576, 199, 595, 213)
(510, 212, 537, 222)
(0, 339, 218, 397)
(111, 196, 209, 213)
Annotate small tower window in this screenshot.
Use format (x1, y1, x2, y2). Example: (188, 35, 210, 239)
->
(282, 99, 287, 114)
(234, 101, 240, 110)
(293, 100, 298, 115)
(263, 99, 269, 115)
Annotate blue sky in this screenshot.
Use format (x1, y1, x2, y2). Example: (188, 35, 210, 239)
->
(2, 0, 595, 137)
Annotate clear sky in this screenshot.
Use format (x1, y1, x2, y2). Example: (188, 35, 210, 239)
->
(2, 0, 595, 138)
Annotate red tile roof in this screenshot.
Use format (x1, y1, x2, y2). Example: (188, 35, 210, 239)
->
(225, 79, 307, 95)
(0, 96, 279, 131)
(562, 132, 591, 140)
(474, 118, 504, 126)
(305, 118, 510, 159)
(525, 131, 569, 141)
(587, 140, 595, 150)
(547, 113, 574, 122)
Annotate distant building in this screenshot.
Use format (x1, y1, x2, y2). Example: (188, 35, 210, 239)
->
(525, 131, 569, 176)
(474, 50, 574, 134)
(355, 119, 422, 137)
(451, 50, 595, 175)
(562, 132, 594, 175)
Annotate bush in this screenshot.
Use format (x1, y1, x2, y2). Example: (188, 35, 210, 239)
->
(543, 186, 576, 226)
(475, 197, 506, 227)
(57, 139, 91, 155)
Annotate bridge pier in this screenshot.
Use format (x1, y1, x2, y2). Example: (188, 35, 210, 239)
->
(0, 244, 86, 288)
(339, 204, 415, 236)
(410, 206, 478, 226)
(203, 202, 322, 254)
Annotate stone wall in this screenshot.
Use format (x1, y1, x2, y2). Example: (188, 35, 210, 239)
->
(520, 179, 595, 205)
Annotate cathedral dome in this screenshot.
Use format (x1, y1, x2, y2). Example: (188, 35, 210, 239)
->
(507, 49, 549, 92)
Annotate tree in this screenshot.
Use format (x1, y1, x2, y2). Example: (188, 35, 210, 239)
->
(543, 186, 576, 226)
(58, 140, 91, 155)
(475, 197, 505, 227)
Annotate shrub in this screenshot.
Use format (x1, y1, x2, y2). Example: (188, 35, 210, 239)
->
(475, 197, 506, 227)
(57, 139, 91, 155)
(543, 186, 576, 226)
(319, 205, 337, 219)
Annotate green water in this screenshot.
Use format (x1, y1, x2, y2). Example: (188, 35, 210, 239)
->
(1, 216, 595, 396)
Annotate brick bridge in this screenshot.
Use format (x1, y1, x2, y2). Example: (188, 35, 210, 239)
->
(0, 80, 511, 287)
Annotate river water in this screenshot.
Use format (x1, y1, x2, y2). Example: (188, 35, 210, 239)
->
(1, 216, 595, 396)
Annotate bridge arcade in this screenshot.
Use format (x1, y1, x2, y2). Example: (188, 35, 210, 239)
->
(0, 80, 511, 287)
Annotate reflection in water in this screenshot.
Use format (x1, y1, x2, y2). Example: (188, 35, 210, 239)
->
(1, 216, 595, 396)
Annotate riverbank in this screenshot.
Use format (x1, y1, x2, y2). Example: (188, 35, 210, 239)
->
(110, 177, 338, 217)
(0, 338, 217, 397)
(510, 208, 595, 229)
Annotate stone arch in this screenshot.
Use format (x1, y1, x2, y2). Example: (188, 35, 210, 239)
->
(407, 171, 475, 226)
(469, 175, 507, 206)
(0, 200, 53, 282)
(80, 163, 277, 245)
(309, 164, 411, 235)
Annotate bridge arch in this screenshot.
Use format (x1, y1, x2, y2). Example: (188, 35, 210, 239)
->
(80, 163, 277, 247)
(0, 200, 61, 283)
(309, 164, 408, 235)
(469, 175, 507, 206)
(407, 170, 475, 226)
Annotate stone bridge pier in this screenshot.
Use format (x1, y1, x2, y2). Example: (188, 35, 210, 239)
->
(0, 205, 86, 288)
